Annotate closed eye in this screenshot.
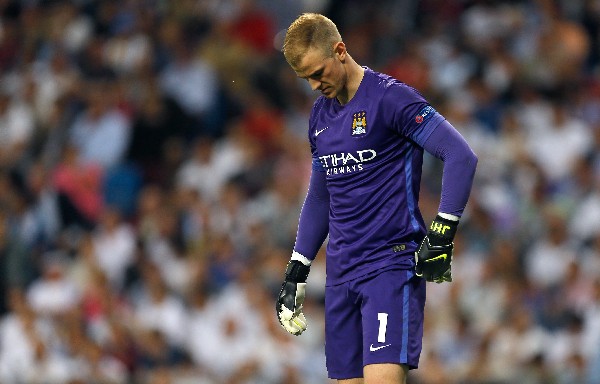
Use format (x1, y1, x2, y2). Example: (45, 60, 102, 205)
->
(299, 68, 324, 81)
(310, 70, 323, 79)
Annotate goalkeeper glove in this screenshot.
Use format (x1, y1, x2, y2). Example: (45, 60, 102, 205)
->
(276, 256, 310, 335)
(415, 214, 458, 283)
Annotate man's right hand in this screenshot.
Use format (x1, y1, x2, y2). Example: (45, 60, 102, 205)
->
(276, 259, 310, 335)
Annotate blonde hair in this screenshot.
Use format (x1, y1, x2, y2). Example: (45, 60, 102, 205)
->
(282, 13, 342, 68)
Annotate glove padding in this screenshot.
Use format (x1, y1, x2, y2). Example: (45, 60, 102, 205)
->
(415, 238, 453, 283)
(276, 260, 310, 335)
(415, 215, 458, 283)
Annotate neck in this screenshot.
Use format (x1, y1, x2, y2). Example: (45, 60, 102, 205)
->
(337, 56, 364, 105)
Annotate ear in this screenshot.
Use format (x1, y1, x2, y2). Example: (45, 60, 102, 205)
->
(333, 42, 346, 61)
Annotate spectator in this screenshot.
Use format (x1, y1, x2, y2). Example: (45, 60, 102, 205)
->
(26, 252, 80, 317)
(158, 38, 219, 137)
(68, 81, 131, 170)
(91, 207, 136, 290)
(52, 145, 103, 228)
(0, 89, 35, 167)
(130, 261, 187, 348)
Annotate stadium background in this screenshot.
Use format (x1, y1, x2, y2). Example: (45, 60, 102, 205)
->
(0, 0, 599, 383)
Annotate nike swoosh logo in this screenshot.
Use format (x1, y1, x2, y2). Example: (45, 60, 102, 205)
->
(369, 343, 391, 352)
(315, 127, 328, 137)
(425, 253, 447, 262)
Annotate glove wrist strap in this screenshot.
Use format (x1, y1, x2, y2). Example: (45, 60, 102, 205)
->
(285, 260, 310, 283)
(427, 214, 458, 246)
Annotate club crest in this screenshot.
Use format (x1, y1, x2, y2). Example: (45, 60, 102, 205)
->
(352, 111, 367, 136)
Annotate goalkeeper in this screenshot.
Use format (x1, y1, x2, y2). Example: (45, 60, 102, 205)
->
(276, 13, 477, 384)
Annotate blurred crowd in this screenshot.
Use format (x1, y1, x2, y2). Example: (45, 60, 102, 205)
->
(0, 0, 599, 383)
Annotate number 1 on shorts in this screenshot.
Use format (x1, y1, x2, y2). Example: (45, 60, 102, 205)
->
(377, 312, 388, 343)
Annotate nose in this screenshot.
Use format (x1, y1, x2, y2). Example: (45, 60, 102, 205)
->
(307, 78, 321, 91)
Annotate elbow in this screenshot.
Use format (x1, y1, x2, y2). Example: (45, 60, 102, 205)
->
(453, 147, 478, 170)
(453, 147, 478, 177)
(469, 148, 479, 170)
(465, 149, 478, 179)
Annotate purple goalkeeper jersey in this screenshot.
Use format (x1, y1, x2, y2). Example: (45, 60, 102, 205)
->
(308, 68, 446, 285)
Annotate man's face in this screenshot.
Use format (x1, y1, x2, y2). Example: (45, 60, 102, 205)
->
(292, 46, 345, 99)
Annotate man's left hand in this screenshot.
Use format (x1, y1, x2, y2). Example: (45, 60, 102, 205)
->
(415, 237, 453, 283)
(415, 214, 458, 283)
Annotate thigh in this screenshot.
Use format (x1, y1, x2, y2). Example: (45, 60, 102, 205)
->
(336, 366, 408, 384)
(364, 363, 408, 384)
(338, 379, 363, 384)
(358, 268, 426, 370)
(325, 282, 364, 380)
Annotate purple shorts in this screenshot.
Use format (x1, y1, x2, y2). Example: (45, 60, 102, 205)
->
(324, 267, 426, 379)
